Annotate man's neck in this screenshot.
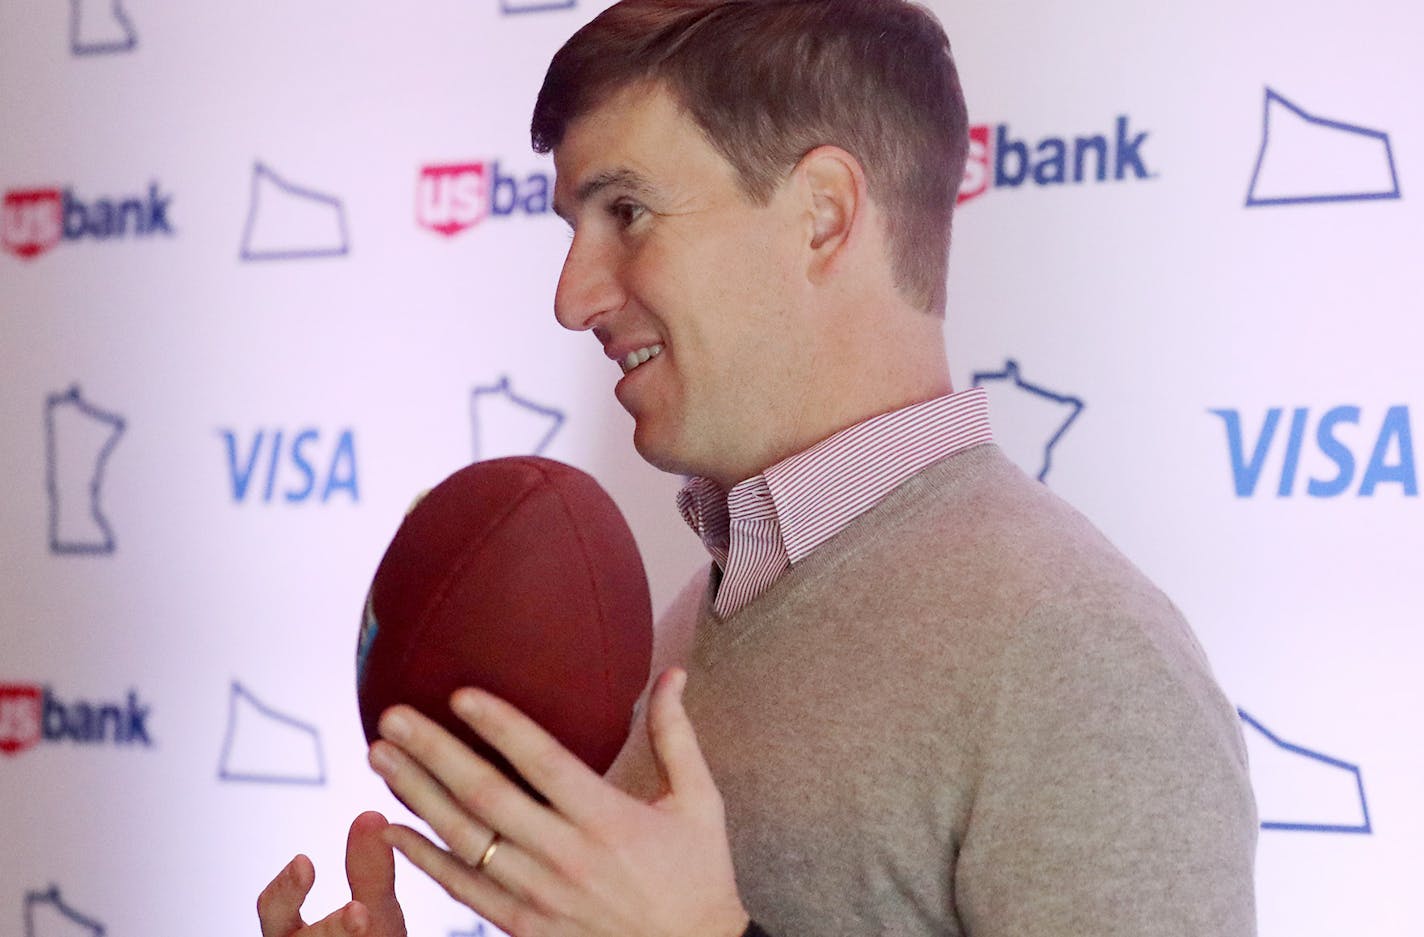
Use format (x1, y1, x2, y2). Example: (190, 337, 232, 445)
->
(711, 310, 953, 489)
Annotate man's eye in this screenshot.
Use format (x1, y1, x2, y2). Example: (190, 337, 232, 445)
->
(609, 200, 645, 227)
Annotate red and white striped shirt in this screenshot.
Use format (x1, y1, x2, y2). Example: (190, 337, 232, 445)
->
(677, 386, 994, 619)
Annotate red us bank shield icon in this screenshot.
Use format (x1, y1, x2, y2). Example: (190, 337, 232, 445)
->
(957, 126, 991, 205)
(0, 685, 42, 755)
(417, 163, 489, 237)
(2, 188, 63, 259)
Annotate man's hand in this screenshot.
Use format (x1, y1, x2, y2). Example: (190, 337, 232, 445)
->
(258, 811, 408, 937)
(368, 668, 749, 937)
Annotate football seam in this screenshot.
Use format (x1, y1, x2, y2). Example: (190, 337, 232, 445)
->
(401, 469, 546, 689)
(535, 459, 620, 735)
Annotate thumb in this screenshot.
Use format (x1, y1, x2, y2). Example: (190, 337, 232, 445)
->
(647, 668, 717, 804)
(345, 812, 407, 937)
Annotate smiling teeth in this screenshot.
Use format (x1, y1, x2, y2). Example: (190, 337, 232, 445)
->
(621, 344, 664, 374)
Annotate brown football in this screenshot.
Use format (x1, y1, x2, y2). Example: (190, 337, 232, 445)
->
(356, 456, 653, 793)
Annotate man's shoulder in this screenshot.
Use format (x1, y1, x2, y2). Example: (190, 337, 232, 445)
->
(818, 443, 1209, 661)
(840, 443, 1144, 601)
(653, 563, 712, 644)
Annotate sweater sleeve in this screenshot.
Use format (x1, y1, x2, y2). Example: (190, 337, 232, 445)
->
(952, 588, 1259, 937)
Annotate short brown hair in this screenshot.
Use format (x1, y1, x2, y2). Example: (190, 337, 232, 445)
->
(531, 0, 969, 315)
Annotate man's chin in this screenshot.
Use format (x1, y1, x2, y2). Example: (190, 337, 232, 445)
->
(632, 433, 691, 478)
(631, 424, 703, 479)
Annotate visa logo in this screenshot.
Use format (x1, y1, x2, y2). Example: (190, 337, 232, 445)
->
(1211, 405, 1417, 497)
(958, 117, 1154, 204)
(416, 161, 551, 237)
(219, 428, 359, 504)
(2, 183, 174, 259)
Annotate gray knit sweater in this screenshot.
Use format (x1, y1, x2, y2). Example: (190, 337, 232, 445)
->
(608, 444, 1257, 936)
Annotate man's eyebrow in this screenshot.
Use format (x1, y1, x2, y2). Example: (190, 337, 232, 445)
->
(554, 169, 656, 221)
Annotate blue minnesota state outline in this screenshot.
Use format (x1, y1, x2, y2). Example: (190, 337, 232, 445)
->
(1246, 87, 1402, 207)
(1237, 708, 1371, 834)
(240, 162, 350, 261)
(500, 0, 576, 13)
(471, 375, 566, 461)
(25, 885, 104, 937)
(70, 0, 137, 55)
(45, 386, 125, 556)
(450, 922, 493, 937)
(971, 359, 1084, 482)
(218, 681, 326, 785)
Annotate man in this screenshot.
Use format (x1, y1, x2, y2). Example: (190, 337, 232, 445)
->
(259, 2, 1258, 935)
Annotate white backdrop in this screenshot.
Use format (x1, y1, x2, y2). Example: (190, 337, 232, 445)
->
(2, 1, 1419, 935)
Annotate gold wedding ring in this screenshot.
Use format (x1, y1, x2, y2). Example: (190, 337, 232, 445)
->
(476, 833, 501, 871)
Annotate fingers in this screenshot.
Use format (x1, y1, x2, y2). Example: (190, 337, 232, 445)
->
(345, 812, 406, 936)
(258, 854, 314, 937)
(448, 687, 621, 825)
(368, 740, 501, 864)
(383, 823, 530, 936)
(259, 855, 374, 937)
(647, 669, 718, 804)
(302, 902, 372, 937)
(372, 710, 575, 861)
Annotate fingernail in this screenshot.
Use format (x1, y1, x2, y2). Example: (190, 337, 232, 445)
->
(451, 688, 480, 719)
(342, 901, 369, 935)
(368, 743, 397, 775)
(379, 709, 411, 742)
(286, 854, 311, 887)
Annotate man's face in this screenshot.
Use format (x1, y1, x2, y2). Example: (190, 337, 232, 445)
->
(552, 83, 814, 487)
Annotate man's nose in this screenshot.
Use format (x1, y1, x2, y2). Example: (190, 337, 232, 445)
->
(554, 234, 624, 332)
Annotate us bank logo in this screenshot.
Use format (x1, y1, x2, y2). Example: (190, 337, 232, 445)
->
(958, 116, 1155, 204)
(1246, 88, 1401, 207)
(0, 684, 153, 756)
(417, 161, 553, 237)
(2, 182, 174, 260)
(1211, 404, 1416, 497)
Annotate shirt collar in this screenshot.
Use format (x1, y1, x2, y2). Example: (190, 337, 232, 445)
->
(676, 387, 993, 566)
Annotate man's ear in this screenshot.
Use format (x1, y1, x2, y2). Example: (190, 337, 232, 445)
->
(795, 145, 865, 276)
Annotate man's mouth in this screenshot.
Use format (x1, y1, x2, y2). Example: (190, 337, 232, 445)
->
(620, 344, 664, 374)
